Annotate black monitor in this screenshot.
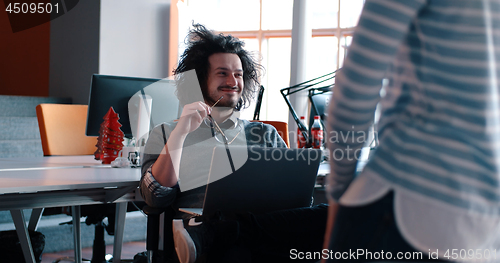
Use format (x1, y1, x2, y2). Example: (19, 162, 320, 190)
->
(308, 87, 332, 131)
(86, 74, 180, 138)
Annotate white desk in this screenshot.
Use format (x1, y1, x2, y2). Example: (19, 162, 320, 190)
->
(0, 155, 141, 263)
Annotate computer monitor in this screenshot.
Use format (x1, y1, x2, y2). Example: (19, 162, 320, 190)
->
(308, 87, 332, 131)
(86, 74, 180, 139)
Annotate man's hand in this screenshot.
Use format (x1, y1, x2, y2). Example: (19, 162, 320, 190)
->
(175, 101, 212, 136)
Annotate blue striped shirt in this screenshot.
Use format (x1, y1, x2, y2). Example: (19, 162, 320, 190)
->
(328, 0, 500, 218)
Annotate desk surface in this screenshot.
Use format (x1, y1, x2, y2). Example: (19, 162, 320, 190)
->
(0, 155, 141, 210)
(0, 155, 140, 263)
(0, 155, 106, 170)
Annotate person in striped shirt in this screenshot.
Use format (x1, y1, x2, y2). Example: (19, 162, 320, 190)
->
(325, 0, 500, 262)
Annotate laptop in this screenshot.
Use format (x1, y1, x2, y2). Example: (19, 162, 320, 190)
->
(180, 145, 322, 216)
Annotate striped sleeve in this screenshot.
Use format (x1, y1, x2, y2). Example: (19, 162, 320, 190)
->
(327, 0, 426, 201)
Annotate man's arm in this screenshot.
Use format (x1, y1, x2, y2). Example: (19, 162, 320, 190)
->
(139, 101, 212, 207)
(151, 101, 212, 187)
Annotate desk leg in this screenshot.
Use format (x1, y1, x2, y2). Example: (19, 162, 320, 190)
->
(11, 210, 36, 263)
(113, 202, 127, 263)
(28, 208, 44, 231)
(72, 206, 82, 263)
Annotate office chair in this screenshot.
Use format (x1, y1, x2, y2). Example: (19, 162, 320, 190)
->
(143, 185, 208, 263)
(250, 120, 290, 148)
(35, 103, 121, 263)
(142, 205, 179, 263)
(36, 104, 97, 156)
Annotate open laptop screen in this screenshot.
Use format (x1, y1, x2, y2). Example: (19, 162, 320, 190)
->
(200, 145, 322, 216)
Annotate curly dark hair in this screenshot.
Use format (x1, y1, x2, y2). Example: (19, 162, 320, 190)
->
(174, 23, 263, 110)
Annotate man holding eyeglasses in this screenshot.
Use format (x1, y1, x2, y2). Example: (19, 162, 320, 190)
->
(139, 24, 327, 263)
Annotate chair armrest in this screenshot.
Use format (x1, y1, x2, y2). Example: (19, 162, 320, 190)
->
(143, 206, 165, 252)
(142, 205, 178, 262)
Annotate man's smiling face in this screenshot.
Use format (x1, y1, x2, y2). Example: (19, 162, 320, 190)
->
(205, 53, 244, 108)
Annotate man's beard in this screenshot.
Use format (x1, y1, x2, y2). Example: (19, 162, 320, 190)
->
(206, 86, 241, 108)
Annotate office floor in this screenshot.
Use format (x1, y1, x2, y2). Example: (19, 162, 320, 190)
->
(41, 241, 146, 263)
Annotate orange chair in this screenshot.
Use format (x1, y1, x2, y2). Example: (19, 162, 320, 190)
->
(36, 104, 97, 156)
(251, 120, 290, 148)
(36, 104, 121, 262)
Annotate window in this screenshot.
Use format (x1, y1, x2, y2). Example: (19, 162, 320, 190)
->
(176, 0, 364, 122)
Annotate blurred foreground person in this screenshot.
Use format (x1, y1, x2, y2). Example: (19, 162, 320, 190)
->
(325, 1, 500, 262)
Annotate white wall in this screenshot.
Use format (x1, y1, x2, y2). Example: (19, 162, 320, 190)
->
(99, 0, 171, 79)
(49, 0, 171, 104)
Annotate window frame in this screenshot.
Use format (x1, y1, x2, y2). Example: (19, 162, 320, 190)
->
(213, 0, 359, 70)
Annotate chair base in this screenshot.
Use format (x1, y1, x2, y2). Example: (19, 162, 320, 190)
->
(52, 256, 91, 263)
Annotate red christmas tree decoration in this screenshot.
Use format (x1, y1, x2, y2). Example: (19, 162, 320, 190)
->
(94, 107, 124, 164)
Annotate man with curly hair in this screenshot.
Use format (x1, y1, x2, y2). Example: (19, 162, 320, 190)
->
(139, 24, 327, 263)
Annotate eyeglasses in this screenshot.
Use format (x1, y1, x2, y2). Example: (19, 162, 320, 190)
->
(204, 115, 242, 144)
(204, 96, 237, 172)
(203, 96, 229, 144)
(205, 114, 229, 144)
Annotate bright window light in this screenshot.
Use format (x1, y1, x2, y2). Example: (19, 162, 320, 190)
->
(178, 0, 365, 123)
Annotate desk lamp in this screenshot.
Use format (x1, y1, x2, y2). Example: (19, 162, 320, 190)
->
(252, 85, 265, 121)
(280, 70, 337, 147)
